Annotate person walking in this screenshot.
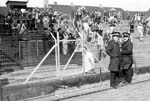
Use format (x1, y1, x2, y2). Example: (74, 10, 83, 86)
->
(83, 47, 95, 74)
(106, 32, 121, 89)
(120, 32, 133, 84)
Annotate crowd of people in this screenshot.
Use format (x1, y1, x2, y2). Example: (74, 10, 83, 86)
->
(2, 6, 123, 55)
(130, 13, 150, 41)
(2, 6, 150, 88)
(2, 6, 150, 53)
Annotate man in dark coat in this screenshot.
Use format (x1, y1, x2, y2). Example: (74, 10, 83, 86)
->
(120, 32, 133, 84)
(106, 32, 121, 89)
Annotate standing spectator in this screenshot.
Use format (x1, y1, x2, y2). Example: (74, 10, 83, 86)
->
(62, 32, 68, 55)
(57, 28, 64, 54)
(19, 20, 27, 35)
(94, 33, 104, 60)
(68, 33, 75, 55)
(106, 32, 121, 89)
(137, 22, 144, 41)
(137, 14, 141, 24)
(11, 20, 19, 47)
(143, 19, 147, 36)
(129, 21, 134, 42)
(49, 15, 56, 31)
(97, 22, 103, 36)
(120, 32, 133, 84)
(129, 21, 134, 34)
(43, 14, 49, 30)
(146, 16, 150, 36)
(30, 9, 36, 30)
(30, 17, 36, 30)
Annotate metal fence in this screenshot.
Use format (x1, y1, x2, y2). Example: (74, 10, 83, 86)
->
(0, 31, 84, 78)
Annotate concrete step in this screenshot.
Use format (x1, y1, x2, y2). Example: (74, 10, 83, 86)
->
(0, 58, 10, 62)
(10, 65, 80, 76)
(7, 68, 83, 84)
(0, 61, 19, 66)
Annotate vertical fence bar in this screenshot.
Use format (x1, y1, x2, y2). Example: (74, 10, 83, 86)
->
(36, 40, 39, 57)
(0, 37, 1, 46)
(0, 86, 2, 101)
(55, 42, 58, 78)
(49, 32, 58, 78)
(56, 31, 61, 79)
(82, 30, 85, 74)
(19, 41, 21, 58)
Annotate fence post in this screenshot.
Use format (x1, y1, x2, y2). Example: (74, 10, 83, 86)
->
(0, 78, 9, 101)
(0, 86, 2, 101)
(56, 31, 61, 79)
(19, 41, 21, 58)
(36, 40, 39, 57)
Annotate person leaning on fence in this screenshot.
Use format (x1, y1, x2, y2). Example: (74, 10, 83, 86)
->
(106, 32, 121, 89)
(68, 33, 75, 55)
(120, 32, 133, 84)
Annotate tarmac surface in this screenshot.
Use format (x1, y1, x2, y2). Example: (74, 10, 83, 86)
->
(29, 73, 150, 101)
(63, 81, 150, 101)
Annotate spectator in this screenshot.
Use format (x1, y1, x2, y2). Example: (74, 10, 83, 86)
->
(137, 22, 144, 41)
(62, 32, 68, 55)
(68, 33, 75, 55)
(120, 32, 133, 84)
(106, 32, 121, 89)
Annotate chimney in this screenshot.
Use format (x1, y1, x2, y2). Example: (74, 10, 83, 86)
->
(44, 0, 49, 8)
(54, 2, 57, 5)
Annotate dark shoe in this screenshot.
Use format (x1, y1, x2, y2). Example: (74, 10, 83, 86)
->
(110, 85, 118, 89)
(118, 82, 126, 86)
(121, 81, 129, 85)
(127, 79, 132, 84)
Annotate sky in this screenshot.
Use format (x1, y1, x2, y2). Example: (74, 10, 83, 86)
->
(0, 0, 150, 11)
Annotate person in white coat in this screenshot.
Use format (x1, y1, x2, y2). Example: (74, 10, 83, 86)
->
(62, 33, 68, 55)
(83, 47, 95, 73)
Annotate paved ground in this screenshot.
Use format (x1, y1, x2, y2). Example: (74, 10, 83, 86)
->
(27, 73, 150, 101)
(62, 74, 150, 101)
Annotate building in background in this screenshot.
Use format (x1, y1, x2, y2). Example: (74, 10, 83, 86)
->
(6, 0, 28, 9)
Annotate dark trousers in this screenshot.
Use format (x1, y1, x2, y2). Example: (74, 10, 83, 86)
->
(68, 43, 75, 55)
(110, 71, 121, 87)
(122, 68, 133, 83)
